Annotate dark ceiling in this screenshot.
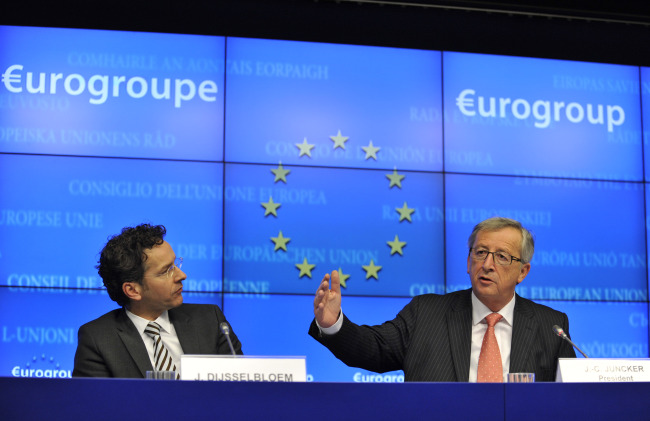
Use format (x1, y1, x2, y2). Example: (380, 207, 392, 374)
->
(361, 1, 650, 24)
(3, 0, 650, 66)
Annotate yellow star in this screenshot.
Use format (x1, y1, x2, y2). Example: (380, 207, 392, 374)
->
(362, 260, 382, 280)
(387, 235, 407, 256)
(386, 167, 405, 189)
(271, 231, 291, 252)
(361, 140, 380, 160)
(396, 202, 415, 222)
(295, 138, 315, 158)
(261, 197, 281, 217)
(338, 267, 350, 288)
(330, 130, 349, 150)
(271, 162, 290, 183)
(296, 258, 316, 278)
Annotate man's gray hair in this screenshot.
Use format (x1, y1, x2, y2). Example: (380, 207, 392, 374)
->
(467, 217, 535, 263)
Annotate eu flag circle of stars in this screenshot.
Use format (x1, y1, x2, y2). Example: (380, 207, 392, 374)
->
(259, 131, 415, 289)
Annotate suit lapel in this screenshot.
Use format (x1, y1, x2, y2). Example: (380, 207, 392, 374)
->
(448, 290, 473, 382)
(116, 309, 152, 377)
(170, 306, 201, 354)
(509, 294, 536, 373)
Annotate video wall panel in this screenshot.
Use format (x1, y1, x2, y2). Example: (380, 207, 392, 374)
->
(546, 300, 649, 359)
(0, 26, 225, 161)
(443, 52, 643, 180)
(642, 67, 650, 180)
(224, 163, 445, 296)
(225, 37, 443, 171)
(1, 287, 224, 379)
(0, 154, 224, 291)
(1, 286, 117, 378)
(0, 25, 648, 381)
(224, 294, 410, 382)
(445, 174, 647, 300)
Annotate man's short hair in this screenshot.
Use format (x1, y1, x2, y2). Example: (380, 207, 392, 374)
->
(467, 217, 535, 263)
(97, 224, 166, 306)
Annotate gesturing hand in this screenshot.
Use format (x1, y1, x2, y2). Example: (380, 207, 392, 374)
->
(313, 270, 342, 328)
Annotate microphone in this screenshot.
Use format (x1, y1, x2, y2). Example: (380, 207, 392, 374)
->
(219, 322, 237, 356)
(552, 325, 589, 358)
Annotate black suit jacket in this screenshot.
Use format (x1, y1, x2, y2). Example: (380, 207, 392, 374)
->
(309, 289, 576, 382)
(73, 303, 243, 378)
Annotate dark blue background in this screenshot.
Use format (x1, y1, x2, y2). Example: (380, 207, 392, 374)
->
(0, 25, 648, 381)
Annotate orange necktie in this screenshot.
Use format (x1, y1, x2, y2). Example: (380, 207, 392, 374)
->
(477, 313, 503, 383)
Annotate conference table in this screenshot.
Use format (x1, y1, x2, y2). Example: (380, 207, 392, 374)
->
(3, 377, 649, 420)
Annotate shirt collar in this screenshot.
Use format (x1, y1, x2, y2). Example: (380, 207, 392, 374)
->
(471, 291, 516, 327)
(125, 309, 172, 334)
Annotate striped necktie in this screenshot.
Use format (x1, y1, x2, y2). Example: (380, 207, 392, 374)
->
(144, 321, 179, 378)
(477, 313, 503, 383)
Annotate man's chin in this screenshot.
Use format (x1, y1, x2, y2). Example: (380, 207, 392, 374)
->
(172, 295, 183, 308)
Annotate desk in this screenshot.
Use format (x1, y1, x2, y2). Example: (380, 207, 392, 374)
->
(2, 378, 648, 420)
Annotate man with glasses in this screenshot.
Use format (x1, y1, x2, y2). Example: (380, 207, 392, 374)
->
(309, 217, 576, 382)
(73, 223, 242, 378)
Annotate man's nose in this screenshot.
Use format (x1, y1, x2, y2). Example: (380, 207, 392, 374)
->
(482, 252, 497, 269)
(175, 267, 187, 281)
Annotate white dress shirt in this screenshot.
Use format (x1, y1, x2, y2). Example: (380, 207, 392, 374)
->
(126, 309, 184, 372)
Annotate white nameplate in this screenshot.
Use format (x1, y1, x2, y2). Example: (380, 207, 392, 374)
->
(180, 355, 306, 382)
(556, 358, 650, 382)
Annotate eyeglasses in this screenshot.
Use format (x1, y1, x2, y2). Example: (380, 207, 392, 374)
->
(469, 248, 522, 266)
(165, 257, 183, 278)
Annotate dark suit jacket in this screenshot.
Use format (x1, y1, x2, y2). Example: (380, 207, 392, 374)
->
(309, 289, 576, 382)
(73, 303, 243, 378)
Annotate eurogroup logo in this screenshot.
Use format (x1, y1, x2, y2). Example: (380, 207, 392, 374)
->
(11, 353, 71, 378)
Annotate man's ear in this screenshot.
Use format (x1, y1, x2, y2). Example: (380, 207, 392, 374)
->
(122, 282, 142, 301)
(517, 263, 531, 284)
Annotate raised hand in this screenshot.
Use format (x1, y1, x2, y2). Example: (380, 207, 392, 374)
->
(313, 270, 342, 328)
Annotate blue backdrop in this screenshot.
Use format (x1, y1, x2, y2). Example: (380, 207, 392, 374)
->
(0, 25, 648, 382)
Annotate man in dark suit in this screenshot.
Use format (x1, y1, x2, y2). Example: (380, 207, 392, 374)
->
(309, 217, 575, 382)
(73, 224, 242, 378)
